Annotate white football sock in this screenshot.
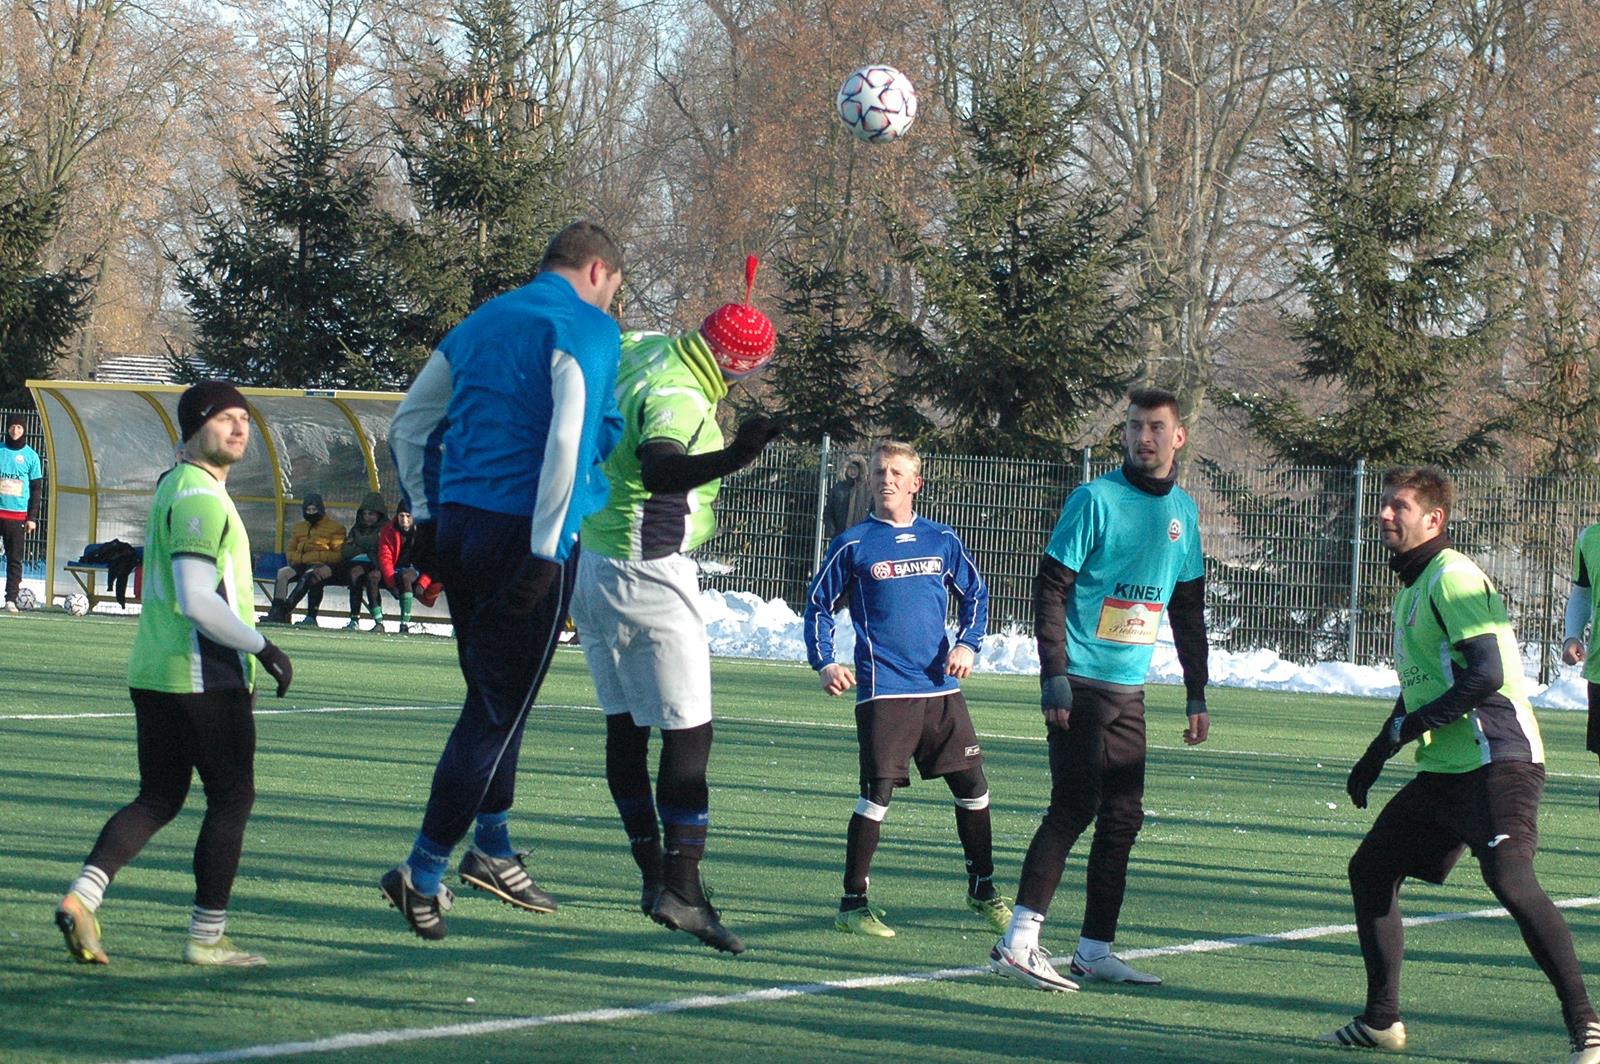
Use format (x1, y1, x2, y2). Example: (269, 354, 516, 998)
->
(189, 906, 227, 944)
(1076, 935, 1112, 961)
(1002, 904, 1045, 950)
(68, 865, 109, 911)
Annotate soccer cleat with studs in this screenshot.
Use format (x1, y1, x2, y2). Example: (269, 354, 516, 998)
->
(458, 848, 557, 913)
(55, 892, 108, 965)
(835, 905, 896, 937)
(1314, 1017, 1408, 1051)
(651, 885, 746, 954)
(1069, 949, 1162, 985)
(183, 935, 266, 966)
(380, 864, 453, 940)
(988, 941, 1080, 992)
(1570, 1019, 1600, 1064)
(966, 892, 1013, 935)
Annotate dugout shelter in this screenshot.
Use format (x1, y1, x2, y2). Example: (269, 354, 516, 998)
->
(24, 380, 439, 616)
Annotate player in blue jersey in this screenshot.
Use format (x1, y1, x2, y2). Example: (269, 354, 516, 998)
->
(380, 220, 626, 939)
(990, 387, 1209, 993)
(804, 440, 1011, 939)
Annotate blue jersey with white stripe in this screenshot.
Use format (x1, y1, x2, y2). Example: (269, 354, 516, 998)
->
(804, 513, 988, 702)
(390, 272, 623, 561)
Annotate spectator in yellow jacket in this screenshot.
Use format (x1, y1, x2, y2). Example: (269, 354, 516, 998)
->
(264, 492, 346, 624)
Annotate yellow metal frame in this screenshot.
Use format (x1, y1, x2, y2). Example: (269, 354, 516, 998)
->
(24, 381, 404, 609)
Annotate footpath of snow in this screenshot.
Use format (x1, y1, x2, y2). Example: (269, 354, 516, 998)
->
(699, 588, 1588, 712)
(18, 576, 1587, 711)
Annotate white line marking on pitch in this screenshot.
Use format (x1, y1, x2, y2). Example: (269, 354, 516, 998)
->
(113, 896, 1600, 1064)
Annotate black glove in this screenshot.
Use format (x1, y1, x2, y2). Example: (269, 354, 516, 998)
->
(255, 639, 293, 698)
(506, 554, 560, 616)
(728, 416, 787, 463)
(1346, 720, 1404, 809)
(410, 519, 438, 574)
(1041, 674, 1073, 730)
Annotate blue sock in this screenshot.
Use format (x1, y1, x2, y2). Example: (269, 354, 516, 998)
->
(473, 811, 514, 858)
(405, 833, 452, 897)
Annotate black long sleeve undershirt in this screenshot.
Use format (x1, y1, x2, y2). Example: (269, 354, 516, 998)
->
(1169, 575, 1208, 701)
(1034, 554, 1075, 679)
(639, 439, 753, 495)
(1397, 633, 1504, 743)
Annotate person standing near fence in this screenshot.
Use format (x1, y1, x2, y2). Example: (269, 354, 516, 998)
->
(990, 386, 1209, 993)
(1561, 522, 1600, 773)
(53, 381, 293, 967)
(1325, 466, 1600, 1062)
(803, 440, 1010, 941)
(2, 413, 43, 612)
(379, 220, 625, 940)
(569, 259, 784, 955)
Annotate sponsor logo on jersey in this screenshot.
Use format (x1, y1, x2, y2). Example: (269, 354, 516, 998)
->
(1096, 597, 1163, 645)
(1168, 518, 1182, 542)
(869, 556, 943, 580)
(1114, 581, 1163, 600)
(895, 533, 917, 543)
(188, 517, 203, 536)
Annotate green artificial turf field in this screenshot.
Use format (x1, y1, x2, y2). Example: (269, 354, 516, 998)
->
(4, 610, 1600, 1063)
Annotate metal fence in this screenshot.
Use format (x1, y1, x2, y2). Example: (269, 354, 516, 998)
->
(0, 407, 48, 580)
(702, 441, 1599, 680)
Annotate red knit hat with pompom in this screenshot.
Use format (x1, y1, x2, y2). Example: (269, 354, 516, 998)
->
(700, 256, 776, 379)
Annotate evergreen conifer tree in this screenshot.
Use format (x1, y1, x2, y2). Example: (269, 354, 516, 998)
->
(0, 144, 88, 405)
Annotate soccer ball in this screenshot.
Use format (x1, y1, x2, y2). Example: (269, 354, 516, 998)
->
(836, 65, 918, 143)
(64, 592, 90, 616)
(15, 587, 35, 610)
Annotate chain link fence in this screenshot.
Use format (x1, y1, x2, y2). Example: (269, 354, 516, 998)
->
(703, 440, 1598, 680)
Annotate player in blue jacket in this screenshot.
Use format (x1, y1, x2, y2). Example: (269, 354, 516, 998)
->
(803, 440, 1011, 939)
(380, 220, 626, 939)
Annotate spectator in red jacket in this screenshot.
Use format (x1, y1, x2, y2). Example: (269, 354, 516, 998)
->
(378, 499, 441, 634)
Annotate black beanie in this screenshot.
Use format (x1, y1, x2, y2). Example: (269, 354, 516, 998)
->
(5, 414, 24, 430)
(178, 380, 249, 442)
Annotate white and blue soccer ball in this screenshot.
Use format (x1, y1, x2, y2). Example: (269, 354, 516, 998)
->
(15, 587, 35, 610)
(836, 65, 918, 144)
(63, 592, 90, 616)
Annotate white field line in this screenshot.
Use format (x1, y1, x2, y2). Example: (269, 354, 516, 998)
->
(8, 702, 1598, 782)
(114, 895, 1600, 1064)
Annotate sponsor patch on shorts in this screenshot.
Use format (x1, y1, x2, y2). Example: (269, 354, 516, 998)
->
(965, 744, 981, 757)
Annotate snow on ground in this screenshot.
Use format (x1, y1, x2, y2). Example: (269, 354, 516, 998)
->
(16, 576, 1587, 711)
(700, 588, 1588, 712)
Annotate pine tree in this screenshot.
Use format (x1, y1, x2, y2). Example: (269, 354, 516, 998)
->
(390, 0, 579, 337)
(0, 144, 89, 405)
(1223, 0, 1505, 466)
(176, 80, 424, 389)
(875, 55, 1143, 458)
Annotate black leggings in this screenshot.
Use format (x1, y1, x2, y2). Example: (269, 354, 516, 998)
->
(85, 688, 257, 910)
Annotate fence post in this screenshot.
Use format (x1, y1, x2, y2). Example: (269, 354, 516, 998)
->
(1348, 458, 1366, 663)
(1080, 447, 1091, 485)
(813, 433, 832, 574)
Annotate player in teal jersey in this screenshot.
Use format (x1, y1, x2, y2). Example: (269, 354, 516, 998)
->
(1322, 467, 1600, 1062)
(990, 387, 1209, 994)
(1560, 522, 1600, 764)
(1, 412, 43, 610)
(54, 382, 292, 969)
(570, 259, 784, 954)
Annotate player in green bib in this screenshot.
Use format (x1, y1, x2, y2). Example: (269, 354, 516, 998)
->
(54, 382, 293, 969)
(570, 260, 785, 954)
(1560, 522, 1600, 759)
(1324, 466, 1600, 1062)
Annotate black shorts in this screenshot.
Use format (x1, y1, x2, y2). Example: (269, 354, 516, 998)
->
(855, 692, 982, 786)
(1363, 761, 1545, 883)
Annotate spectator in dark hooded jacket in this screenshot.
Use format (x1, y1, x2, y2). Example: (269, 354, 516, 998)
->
(340, 491, 387, 630)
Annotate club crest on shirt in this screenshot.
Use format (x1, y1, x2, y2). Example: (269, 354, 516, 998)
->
(1167, 518, 1182, 542)
(870, 556, 943, 580)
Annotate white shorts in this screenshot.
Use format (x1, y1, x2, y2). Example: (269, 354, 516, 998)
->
(569, 550, 712, 730)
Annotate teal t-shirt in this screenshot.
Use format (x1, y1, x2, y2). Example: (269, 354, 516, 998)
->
(1044, 468, 1204, 686)
(0, 444, 41, 516)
